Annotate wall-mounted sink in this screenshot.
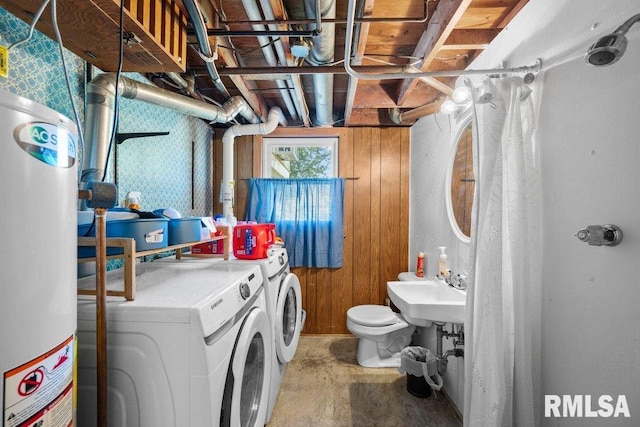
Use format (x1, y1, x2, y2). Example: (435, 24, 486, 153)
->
(387, 280, 466, 325)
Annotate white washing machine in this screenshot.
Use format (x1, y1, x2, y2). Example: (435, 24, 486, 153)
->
(229, 247, 304, 423)
(76, 260, 272, 426)
(159, 247, 304, 423)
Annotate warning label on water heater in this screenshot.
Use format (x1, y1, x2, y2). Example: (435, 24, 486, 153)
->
(3, 335, 74, 427)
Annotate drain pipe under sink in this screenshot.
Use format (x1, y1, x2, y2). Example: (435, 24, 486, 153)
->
(221, 107, 286, 218)
(436, 323, 464, 377)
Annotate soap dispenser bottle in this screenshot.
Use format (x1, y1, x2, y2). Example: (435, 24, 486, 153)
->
(438, 247, 448, 279)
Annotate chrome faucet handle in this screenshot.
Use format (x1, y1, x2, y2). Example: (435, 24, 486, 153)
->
(445, 272, 457, 287)
(446, 273, 468, 290)
(455, 274, 467, 290)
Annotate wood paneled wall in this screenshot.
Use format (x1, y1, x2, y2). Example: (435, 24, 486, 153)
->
(212, 127, 410, 334)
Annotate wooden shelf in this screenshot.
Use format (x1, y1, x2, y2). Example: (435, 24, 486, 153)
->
(77, 226, 230, 301)
(3, 0, 188, 73)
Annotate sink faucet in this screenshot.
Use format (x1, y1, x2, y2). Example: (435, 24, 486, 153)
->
(445, 272, 468, 290)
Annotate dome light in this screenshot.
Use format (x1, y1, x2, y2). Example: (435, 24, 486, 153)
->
(440, 99, 458, 115)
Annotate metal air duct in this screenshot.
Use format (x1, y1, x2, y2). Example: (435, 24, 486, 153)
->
(81, 73, 259, 184)
(305, 0, 336, 126)
(242, 0, 299, 121)
(182, 0, 230, 98)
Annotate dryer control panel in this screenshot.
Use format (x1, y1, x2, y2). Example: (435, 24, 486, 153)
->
(196, 266, 263, 338)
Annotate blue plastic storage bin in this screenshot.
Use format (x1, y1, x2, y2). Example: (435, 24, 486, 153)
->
(167, 217, 202, 245)
(77, 217, 169, 258)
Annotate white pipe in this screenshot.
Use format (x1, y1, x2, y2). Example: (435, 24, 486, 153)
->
(221, 107, 287, 218)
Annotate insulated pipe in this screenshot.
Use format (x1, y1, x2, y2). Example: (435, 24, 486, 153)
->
(258, 0, 310, 124)
(182, 0, 230, 98)
(305, 0, 336, 126)
(81, 73, 259, 184)
(221, 107, 286, 218)
(242, 0, 299, 121)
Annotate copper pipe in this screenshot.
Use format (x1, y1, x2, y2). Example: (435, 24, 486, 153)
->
(94, 207, 108, 427)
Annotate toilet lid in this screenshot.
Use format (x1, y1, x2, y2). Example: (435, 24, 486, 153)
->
(347, 305, 399, 327)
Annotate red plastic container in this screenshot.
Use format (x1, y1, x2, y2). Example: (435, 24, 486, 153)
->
(233, 223, 276, 259)
(191, 229, 226, 254)
(191, 240, 225, 255)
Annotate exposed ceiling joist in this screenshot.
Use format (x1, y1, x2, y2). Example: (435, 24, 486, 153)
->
(396, 0, 473, 105)
(2, 0, 529, 127)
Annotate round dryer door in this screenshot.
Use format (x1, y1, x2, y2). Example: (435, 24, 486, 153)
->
(221, 308, 273, 427)
(275, 272, 302, 363)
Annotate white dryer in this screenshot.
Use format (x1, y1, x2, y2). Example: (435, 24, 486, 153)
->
(76, 260, 272, 427)
(226, 247, 304, 423)
(163, 248, 304, 423)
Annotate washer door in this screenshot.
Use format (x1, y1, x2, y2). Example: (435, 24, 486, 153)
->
(275, 272, 302, 364)
(221, 308, 272, 427)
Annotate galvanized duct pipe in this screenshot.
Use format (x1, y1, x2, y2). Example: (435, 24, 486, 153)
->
(182, 0, 230, 98)
(221, 107, 287, 218)
(305, 0, 336, 126)
(258, 0, 310, 124)
(81, 73, 259, 184)
(165, 72, 189, 93)
(242, 0, 299, 121)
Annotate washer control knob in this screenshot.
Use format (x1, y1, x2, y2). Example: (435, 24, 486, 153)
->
(239, 282, 250, 300)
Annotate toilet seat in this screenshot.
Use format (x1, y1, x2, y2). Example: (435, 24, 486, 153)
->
(347, 305, 399, 327)
(346, 304, 415, 368)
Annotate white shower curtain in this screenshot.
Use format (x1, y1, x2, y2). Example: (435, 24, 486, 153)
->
(463, 77, 542, 426)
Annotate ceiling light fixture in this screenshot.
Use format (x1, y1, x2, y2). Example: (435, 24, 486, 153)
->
(451, 86, 471, 103)
(440, 99, 459, 115)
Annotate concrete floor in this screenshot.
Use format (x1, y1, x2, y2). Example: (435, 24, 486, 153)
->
(267, 335, 462, 427)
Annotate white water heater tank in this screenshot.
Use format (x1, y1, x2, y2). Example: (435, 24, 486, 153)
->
(0, 89, 78, 426)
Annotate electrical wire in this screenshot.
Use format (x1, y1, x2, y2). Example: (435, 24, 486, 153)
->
(50, 0, 85, 170)
(7, 0, 50, 51)
(100, 0, 125, 182)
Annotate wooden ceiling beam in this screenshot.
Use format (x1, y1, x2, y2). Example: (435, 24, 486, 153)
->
(396, 0, 473, 105)
(343, 0, 376, 127)
(215, 37, 270, 121)
(499, 0, 529, 27)
(441, 28, 501, 50)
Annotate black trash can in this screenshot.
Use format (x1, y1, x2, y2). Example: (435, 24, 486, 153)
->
(398, 346, 442, 398)
(406, 373, 432, 398)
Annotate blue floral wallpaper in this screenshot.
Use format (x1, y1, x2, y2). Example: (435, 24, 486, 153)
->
(0, 7, 214, 218)
(0, 7, 85, 121)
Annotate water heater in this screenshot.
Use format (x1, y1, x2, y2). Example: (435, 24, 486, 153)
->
(0, 89, 78, 426)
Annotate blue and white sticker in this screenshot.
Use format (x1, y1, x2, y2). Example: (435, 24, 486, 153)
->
(14, 121, 77, 168)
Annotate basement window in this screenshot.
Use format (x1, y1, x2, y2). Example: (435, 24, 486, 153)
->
(262, 137, 338, 178)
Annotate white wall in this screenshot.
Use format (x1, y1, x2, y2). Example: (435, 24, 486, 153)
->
(409, 0, 640, 423)
(410, 112, 469, 411)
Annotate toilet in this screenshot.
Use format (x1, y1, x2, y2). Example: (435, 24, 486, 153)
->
(347, 272, 422, 368)
(346, 305, 415, 368)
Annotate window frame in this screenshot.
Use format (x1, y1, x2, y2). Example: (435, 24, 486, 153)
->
(262, 137, 338, 178)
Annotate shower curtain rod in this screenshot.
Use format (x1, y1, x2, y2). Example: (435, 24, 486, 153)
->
(343, 0, 542, 81)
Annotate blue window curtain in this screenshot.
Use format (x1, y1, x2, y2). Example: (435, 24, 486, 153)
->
(247, 178, 345, 268)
